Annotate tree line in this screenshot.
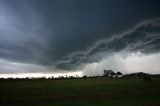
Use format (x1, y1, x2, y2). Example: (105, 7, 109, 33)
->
(0, 70, 124, 80)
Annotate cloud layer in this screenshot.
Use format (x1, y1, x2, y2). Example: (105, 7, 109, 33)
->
(55, 18, 160, 70)
(0, 0, 160, 74)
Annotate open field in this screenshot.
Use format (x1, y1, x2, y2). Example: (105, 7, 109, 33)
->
(0, 78, 160, 106)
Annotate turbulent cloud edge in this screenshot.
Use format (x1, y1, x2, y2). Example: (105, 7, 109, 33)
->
(54, 18, 160, 70)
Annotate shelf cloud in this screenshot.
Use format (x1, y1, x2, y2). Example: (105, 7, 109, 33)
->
(0, 0, 160, 75)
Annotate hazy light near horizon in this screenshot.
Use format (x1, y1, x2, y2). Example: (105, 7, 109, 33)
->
(0, 58, 84, 78)
(82, 51, 160, 76)
(124, 52, 160, 74)
(0, 51, 160, 78)
(0, 71, 83, 78)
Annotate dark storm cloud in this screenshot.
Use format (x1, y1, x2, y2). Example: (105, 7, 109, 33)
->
(55, 19, 160, 69)
(0, 0, 160, 73)
(0, 0, 50, 64)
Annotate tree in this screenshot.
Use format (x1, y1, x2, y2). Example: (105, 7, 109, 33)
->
(116, 72, 123, 78)
(104, 70, 116, 78)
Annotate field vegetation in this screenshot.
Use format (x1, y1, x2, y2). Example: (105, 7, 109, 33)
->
(0, 77, 160, 106)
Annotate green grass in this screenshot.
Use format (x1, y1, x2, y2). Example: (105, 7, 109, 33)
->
(0, 78, 160, 106)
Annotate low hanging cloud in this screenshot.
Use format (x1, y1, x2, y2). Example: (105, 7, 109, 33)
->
(0, 58, 48, 74)
(55, 18, 160, 70)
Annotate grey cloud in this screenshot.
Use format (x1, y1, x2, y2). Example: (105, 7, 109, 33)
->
(0, 0, 50, 65)
(1, 0, 160, 73)
(55, 18, 160, 70)
(0, 58, 48, 74)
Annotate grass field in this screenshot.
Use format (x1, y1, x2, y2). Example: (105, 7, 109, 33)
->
(0, 78, 160, 106)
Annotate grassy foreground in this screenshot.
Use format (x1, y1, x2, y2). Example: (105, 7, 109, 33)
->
(0, 78, 160, 106)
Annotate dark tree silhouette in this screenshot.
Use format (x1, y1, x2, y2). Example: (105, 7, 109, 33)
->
(116, 72, 123, 78)
(104, 70, 116, 78)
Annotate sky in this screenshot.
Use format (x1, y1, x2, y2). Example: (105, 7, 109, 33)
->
(0, 0, 160, 77)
